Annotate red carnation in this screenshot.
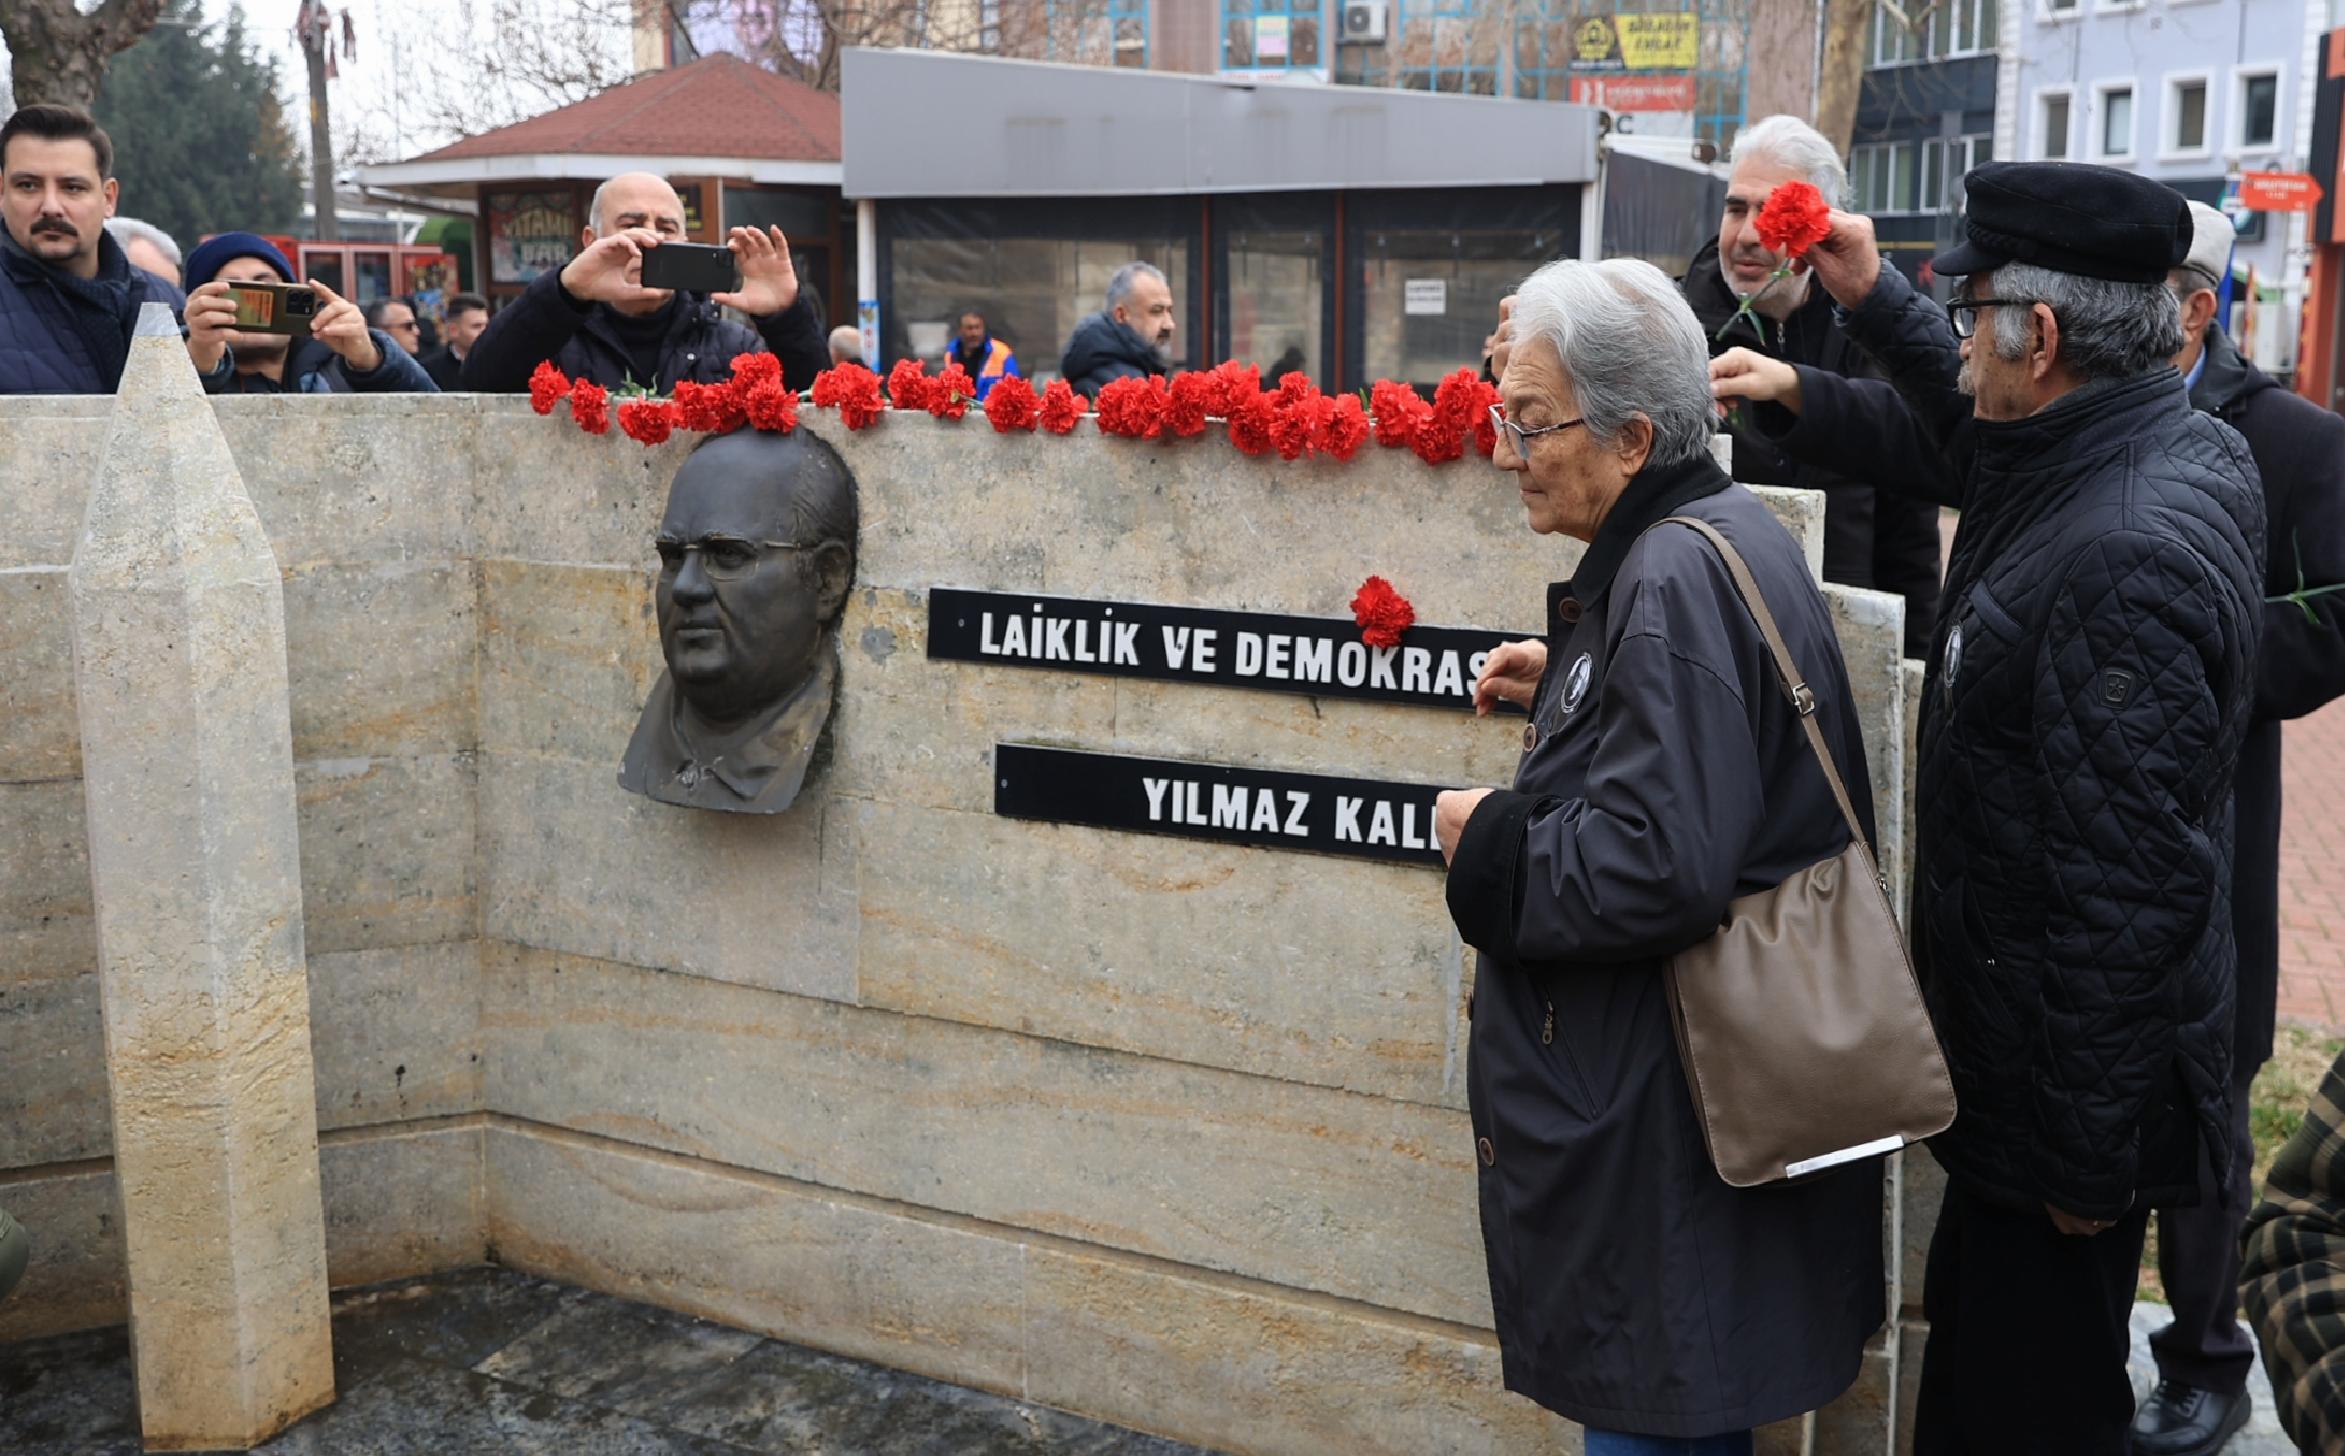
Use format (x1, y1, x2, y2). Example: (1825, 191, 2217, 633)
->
(1095, 375, 1167, 439)
(1270, 389, 1329, 461)
(744, 383, 799, 433)
(568, 379, 610, 435)
(671, 379, 746, 434)
(1225, 389, 1275, 457)
(730, 352, 783, 391)
(1320, 394, 1370, 463)
(984, 374, 1041, 432)
(931, 362, 976, 420)
(1351, 575, 1416, 650)
(836, 371, 885, 429)
(1164, 372, 1215, 438)
(1371, 380, 1428, 449)
(886, 357, 935, 412)
(1208, 360, 1262, 417)
(1411, 408, 1466, 466)
(1431, 368, 1487, 431)
(1039, 379, 1085, 435)
(1755, 179, 1832, 259)
(528, 360, 572, 416)
(618, 399, 680, 446)
(1274, 371, 1317, 407)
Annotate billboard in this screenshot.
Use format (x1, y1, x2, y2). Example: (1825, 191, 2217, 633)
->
(1570, 13, 1699, 73)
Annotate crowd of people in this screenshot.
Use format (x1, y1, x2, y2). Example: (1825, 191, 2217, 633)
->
(15, 87, 2345, 1456)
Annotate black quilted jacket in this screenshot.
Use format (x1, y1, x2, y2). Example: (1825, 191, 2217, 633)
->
(1828, 267, 2265, 1219)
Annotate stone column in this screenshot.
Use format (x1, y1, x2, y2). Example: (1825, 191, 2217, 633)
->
(69, 305, 335, 1449)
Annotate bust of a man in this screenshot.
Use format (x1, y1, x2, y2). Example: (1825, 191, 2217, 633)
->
(618, 428, 858, 813)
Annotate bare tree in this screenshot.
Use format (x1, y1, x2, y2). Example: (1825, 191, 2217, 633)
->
(0, 0, 165, 109)
(754, 0, 1129, 93)
(1814, 0, 1870, 153)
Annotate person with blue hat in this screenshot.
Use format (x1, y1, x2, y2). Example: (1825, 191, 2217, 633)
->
(1715, 161, 2267, 1454)
(181, 231, 435, 395)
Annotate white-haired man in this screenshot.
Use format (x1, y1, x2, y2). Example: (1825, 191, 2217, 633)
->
(1680, 114, 1949, 660)
(460, 171, 828, 394)
(105, 216, 179, 287)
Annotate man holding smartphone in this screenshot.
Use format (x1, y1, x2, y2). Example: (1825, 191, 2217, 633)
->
(181, 233, 436, 395)
(460, 171, 827, 395)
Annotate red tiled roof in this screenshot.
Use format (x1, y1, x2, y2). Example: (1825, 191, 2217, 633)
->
(409, 55, 839, 164)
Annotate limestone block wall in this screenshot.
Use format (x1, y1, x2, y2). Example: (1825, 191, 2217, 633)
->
(0, 397, 1911, 1455)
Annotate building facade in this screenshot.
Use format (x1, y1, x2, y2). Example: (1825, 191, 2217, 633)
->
(1847, 0, 1999, 289)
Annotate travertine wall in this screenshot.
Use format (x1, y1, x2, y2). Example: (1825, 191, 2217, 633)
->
(0, 396, 1912, 1455)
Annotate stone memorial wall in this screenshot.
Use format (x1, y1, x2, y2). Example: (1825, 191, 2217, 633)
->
(0, 394, 1919, 1454)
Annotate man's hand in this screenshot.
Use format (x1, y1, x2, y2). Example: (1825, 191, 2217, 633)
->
(559, 227, 663, 305)
(1435, 788, 1495, 865)
(1710, 348, 1803, 415)
(1486, 293, 1518, 382)
(1804, 210, 1884, 312)
(183, 280, 240, 372)
(1473, 639, 1547, 716)
(307, 280, 382, 372)
(2046, 1203, 2118, 1237)
(713, 226, 800, 318)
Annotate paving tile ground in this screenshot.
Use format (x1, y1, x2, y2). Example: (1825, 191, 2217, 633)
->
(0, 1268, 1216, 1455)
(2279, 700, 2345, 1033)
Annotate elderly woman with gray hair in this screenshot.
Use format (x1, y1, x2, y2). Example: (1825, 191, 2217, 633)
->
(1434, 257, 1886, 1452)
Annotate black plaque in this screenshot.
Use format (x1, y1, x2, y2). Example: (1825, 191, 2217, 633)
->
(994, 744, 1447, 867)
(928, 588, 1525, 714)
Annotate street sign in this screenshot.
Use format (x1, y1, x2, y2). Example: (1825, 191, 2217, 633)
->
(2240, 171, 2324, 212)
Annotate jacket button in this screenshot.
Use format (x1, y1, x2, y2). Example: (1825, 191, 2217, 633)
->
(1557, 598, 1582, 624)
(1477, 1136, 1496, 1167)
(1521, 723, 1539, 750)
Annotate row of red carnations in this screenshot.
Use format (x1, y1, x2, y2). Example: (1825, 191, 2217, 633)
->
(527, 354, 1502, 466)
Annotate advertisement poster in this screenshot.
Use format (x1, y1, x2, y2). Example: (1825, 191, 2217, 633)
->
(487, 191, 578, 286)
(1571, 13, 1698, 72)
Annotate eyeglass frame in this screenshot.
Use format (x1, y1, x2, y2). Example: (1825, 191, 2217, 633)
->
(1487, 403, 1587, 455)
(654, 534, 823, 583)
(1945, 298, 2044, 340)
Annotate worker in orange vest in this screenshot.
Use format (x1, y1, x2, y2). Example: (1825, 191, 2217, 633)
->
(945, 307, 1020, 401)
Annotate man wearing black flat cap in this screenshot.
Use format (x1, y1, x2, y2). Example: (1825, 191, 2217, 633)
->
(1716, 161, 2266, 1454)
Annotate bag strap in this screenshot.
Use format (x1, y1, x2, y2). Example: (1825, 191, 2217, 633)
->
(1657, 515, 1875, 860)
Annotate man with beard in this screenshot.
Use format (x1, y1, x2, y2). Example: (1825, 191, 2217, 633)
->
(182, 233, 436, 395)
(0, 105, 183, 395)
(1060, 261, 1175, 398)
(1680, 114, 1947, 659)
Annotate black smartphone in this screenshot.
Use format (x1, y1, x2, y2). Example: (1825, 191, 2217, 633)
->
(640, 242, 740, 294)
(224, 281, 317, 337)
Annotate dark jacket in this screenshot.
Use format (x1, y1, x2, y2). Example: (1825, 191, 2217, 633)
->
(460, 266, 829, 395)
(422, 346, 466, 391)
(1681, 240, 1948, 659)
(197, 329, 438, 395)
(0, 228, 185, 395)
(1444, 454, 1885, 1436)
(2241, 1045, 2345, 1450)
(947, 334, 1020, 400)
(1058, 311, 1164, 399)
(1797, 265, 2265, 1219)
(2192, 328, 2345, 1071)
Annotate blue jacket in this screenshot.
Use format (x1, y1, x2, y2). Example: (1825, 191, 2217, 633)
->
(0, 228, 185, 395)
(197, 330, 438, 395)
(946, 334, 1020, 400)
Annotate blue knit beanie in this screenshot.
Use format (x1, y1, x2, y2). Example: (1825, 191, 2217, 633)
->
(183, 232, 297, 291)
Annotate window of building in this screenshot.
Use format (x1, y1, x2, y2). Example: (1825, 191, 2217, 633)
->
(1223, 0, 1322, 70)
(980, 0, 1002, 51)
(2237, 69, 2281, 150)
(1222, 226, 1329, 384)
(2040, 0, 2080, 18)
(2096, 83, 2135, 159)
(1390, 0, 1498, 94)
(2166, 74, 2210, 155)
(1042, 0, 1148, 68)
(1949, 133, 1991, 207)
(1850, 141, 1921, 213)
(2036, 90, 2072, 158)
(1871, 0, 1996, 65)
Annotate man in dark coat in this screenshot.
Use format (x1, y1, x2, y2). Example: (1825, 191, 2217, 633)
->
(461, 172, 828, 395)
(1059, 261, 1174, 398)
(0, 105, 183, 395)
(1718, 163, 2264, 1454)
(1681, 114, 1948, 659)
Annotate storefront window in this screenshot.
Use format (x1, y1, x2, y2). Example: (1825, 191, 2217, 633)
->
(1350, 190, 1575, 393)
(1223, 227, 1327, 385)
(890, 237, 1193, 379)
(485, 189, 579, 287)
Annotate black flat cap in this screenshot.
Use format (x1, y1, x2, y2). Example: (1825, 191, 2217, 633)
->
(1933, 162, 2192, 284)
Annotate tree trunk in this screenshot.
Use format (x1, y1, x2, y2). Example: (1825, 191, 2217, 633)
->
(303, 37, 338, 241)
(1, 0, 165, 109)
(1814, 0, 1871, 157)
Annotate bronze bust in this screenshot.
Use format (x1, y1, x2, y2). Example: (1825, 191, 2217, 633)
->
(618, 428, 857, 813)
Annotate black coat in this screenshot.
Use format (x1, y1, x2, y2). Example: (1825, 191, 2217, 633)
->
(1445, 454, 1885, 1436)
(460, 266, 829, 395)
(1058, 310, 1165, 399)
(1792, 266, 2265, 1218)
(1680, 240, 1949, 658)
(2193, 327, 2345, 1070)
(0, 228, 184, 395)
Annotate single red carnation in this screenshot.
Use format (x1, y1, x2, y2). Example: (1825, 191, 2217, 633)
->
(528, 360, 572, 416)
(671, 379, 745, 434)
(984, 374, 1041, 433)
(931, 362, 976, 420)
(730, 352, 783, 391)
(1411, 407, 1466, 466)
(568, 379, 610, 435)
(1371, 380, 1428, 448)
(886, 357, 934, 413)
(744, 383, 798, 433)
(1225, 390, 1275, 457)
(1351, 575, 1416, 650)
(1208, 360, 1261, 417)
(1755, 180, 1833, 258)
(1039, 379, 1085, 435)
(1274, 371, 1317, 407)
(837, 373, 885, 430)
(1431, 368, 1487, 432)
(1095, 375, 1166, 439)
(1164, 372, 1215, 438)
(1320, 394, 1370, 463)
(618, 399, 680, 446)
(1270, 391, 1329, 461)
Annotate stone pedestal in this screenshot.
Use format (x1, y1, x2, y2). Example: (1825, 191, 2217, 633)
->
(68, 306, 334, 1449)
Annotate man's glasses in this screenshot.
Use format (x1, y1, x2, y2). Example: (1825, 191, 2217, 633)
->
(655, 536, 817, 582)
(1946, 299, 2031, 340)
(1487, 404, 1586, 456)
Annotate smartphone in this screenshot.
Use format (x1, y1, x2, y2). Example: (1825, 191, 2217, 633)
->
(640, 242, 741, 295)
(224, 281, 317, 337)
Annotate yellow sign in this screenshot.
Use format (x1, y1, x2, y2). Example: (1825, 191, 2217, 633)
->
(1617, 13, 1699, 69)
(1574, 16, 1618, 63)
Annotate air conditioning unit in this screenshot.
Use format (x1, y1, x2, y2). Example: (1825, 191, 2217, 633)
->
(1342, 0, 1389, 45)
